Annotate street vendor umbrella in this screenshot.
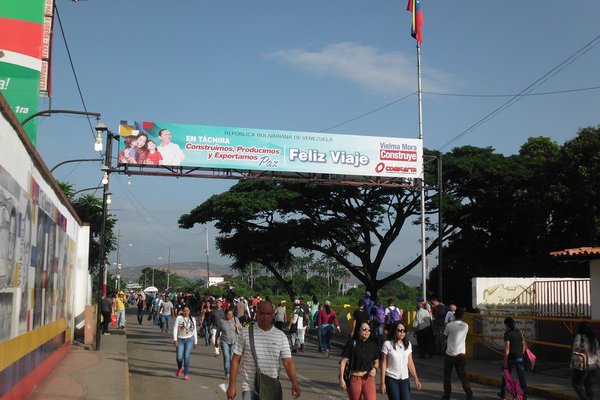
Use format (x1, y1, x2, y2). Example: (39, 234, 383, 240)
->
(144, 286, 158, 293)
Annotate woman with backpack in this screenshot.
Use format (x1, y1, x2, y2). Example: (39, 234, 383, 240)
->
(571, 321, 600, 399)
(316, 300, 341, 358)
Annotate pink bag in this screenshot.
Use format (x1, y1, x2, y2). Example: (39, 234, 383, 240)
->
(525, 348, 536, 370)
(503, 368, 524, 400)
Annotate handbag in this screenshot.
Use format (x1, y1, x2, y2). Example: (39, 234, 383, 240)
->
(289, 322, 297, 334)
(249, 325, 283, 400)
(503, 368, 524, 400)
(342, 340, 356, 384)
(111, 312, 117, 327)
(524, 348, 536, 370)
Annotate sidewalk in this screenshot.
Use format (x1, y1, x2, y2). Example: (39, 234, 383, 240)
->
(315, 330, 592, 400)
(27, 329, 130, 400)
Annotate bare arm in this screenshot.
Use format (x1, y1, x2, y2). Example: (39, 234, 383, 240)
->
(408, 353, 422, 389)
(339, 357, 349, 389)
(379, 352, 388, 394)
(282, 357, 301, 399)
(503, 341, 510, 368)
(226, 354, 241, 400)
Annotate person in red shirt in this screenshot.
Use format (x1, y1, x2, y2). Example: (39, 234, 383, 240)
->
(316, 300, 341, 358)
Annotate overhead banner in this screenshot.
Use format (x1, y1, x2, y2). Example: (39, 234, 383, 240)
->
(118, 121, 423, 179)
(0, 0, 52, 145)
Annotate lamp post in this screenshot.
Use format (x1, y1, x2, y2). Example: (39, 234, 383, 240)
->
(200, 227, 210, 288)
(94, 124, 120, 351)
(158, 245, 171, 291)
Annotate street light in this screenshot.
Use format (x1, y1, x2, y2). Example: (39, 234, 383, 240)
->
(158, 245, 171, 291)
(95, 125, 120, 351)
(200, 227, 210, 288)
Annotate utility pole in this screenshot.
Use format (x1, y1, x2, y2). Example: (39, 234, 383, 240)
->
(167, 245, 171, 291)
(204, 228, 210, 289)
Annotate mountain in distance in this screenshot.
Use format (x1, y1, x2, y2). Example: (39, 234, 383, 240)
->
(120, 261, 422, 287)
(120, 261, 232, 283)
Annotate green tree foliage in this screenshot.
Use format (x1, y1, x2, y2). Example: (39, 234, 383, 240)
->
(433, 127, 600, 307)
(58, 182, 117, 275)
(179, 180, 440, 301)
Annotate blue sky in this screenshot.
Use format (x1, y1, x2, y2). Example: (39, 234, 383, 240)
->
(35, 1, 600, 282)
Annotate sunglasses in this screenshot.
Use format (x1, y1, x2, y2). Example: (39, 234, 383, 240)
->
(397, 329, 406, 333)
(361, 327, 371, 332)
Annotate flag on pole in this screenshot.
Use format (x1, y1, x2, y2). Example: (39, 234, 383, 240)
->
(407, 0, 423, 44)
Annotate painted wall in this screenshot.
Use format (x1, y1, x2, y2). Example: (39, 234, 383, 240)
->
(0, 94, 91, 397)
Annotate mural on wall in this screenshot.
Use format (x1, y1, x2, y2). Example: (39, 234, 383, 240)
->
(473, 278, 536, 350)
(0, 165, 74, 343)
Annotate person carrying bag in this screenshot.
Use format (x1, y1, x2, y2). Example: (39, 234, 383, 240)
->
(249, 324, 282, 400)
(571, 322, 600, 399)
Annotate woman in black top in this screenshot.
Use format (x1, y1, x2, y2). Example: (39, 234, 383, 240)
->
(498, 317, 528, 399)
(339, 322, 380, 400)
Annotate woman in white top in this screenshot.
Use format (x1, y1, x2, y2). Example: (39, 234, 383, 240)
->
(380, 321, 421, 400)
(173, 305, 197, 381)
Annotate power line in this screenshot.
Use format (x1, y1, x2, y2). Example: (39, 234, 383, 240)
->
(439, 34, 600, 150)
(424, 85, 600, 98)
(320, 92, 417, 132)
(54, 4, 96, 142)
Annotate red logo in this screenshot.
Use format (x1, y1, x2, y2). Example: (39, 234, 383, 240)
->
(375, 163, 385, 173)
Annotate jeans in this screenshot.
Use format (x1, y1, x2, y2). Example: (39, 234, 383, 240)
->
(116, 310, 126, 327)
(161, 314, 171, 332)
(176, 336, 194, 376)
(220, 341, 234, 375)
(347, 375, 377, 400)
(572, 365, 597, 399)
(136, 308, 144, 324)
(500, 357, 527, 398)
(321, 325, 334, 350)
(443, 354, 473, 399)
(384, 375, 411, 400)
(203, 323, 211, 345)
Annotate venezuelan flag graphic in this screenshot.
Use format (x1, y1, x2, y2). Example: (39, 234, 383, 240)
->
(407, 0, 424, 44)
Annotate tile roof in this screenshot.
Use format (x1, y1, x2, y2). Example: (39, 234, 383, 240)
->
(549, 247, 600, 258)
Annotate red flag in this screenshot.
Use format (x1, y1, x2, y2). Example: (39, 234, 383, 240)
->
(407, 0, 424, 44)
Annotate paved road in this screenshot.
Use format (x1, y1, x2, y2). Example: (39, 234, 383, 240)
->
(126, 319, 545, 399)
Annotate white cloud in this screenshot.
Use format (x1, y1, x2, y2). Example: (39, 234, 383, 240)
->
(266, 42, 451, 95)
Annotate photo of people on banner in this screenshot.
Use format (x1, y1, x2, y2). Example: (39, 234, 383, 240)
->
(118, 122, 185, 166)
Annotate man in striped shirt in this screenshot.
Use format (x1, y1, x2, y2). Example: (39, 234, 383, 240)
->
(227, 301, 301, 400)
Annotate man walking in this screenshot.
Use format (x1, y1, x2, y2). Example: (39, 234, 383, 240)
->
(100, 292, 113, 335)
(442, 307, 473, 400)
(289, 299, 307, 353)
(227, 301, 301, 400)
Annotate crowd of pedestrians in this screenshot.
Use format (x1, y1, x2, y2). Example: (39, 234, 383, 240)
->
(99, 288, 600, 400)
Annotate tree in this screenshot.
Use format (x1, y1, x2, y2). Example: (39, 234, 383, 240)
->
(59, 182, 117, 274)
(435, 128, 600, 306)
(179, 179, 442, 301)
